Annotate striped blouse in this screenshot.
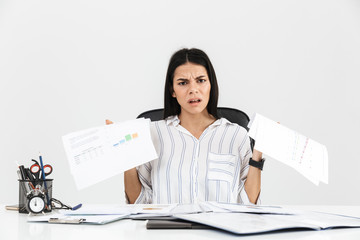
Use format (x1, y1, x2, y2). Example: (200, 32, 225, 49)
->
(135, 115, 253, 204)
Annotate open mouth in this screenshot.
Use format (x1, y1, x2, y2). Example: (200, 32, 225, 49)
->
(188, 99, 201, 103)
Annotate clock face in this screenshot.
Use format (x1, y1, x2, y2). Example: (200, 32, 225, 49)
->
(28, 196, 45, 214)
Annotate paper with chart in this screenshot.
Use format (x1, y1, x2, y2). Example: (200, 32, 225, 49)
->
(248, 113, 328, 185)
(62, 118, 158, 190)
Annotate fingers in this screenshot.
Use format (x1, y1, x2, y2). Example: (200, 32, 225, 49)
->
(105, 119, 114, 125)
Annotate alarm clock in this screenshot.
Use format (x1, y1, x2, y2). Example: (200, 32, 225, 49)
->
(26, 187, 46, 214)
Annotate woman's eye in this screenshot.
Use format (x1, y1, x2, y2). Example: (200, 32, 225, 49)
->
(178, 82, 187, 86)
(198, 79, 206, 83)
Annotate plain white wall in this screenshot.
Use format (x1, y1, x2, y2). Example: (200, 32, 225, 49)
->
(1, 0, 359, 205)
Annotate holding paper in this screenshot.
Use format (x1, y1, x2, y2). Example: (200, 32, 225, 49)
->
(248, 113, 328, 185)
(62, 118, 158, 190)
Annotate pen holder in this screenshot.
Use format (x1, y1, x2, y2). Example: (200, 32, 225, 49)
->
(18, 179, 53, 214)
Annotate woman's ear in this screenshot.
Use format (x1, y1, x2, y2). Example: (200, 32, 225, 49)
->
(172, 92, 176, 98)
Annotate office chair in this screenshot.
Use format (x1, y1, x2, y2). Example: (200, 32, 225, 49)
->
(137, 107, 254, 149)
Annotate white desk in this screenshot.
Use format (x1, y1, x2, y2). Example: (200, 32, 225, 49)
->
(2, 204, 360, 240)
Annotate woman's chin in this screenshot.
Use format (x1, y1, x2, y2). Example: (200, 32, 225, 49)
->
(181, 106, 208, 116)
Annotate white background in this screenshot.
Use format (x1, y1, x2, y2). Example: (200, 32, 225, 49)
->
(1, 0, 359, 205)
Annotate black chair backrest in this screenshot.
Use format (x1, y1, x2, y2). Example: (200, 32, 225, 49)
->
(137, 107, 254, 150)
(137, 107, 250, 130)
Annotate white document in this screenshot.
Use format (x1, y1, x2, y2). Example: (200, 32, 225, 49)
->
(248, 113, 328, 185)
(67, 204, 177, 216)
(62, 118, 158, 189)
(174, 211, 360, 235)
(64, 204, 136, 215)
(65, 203, 203, 220)
(201, 202, 298, 215)
(27, 212, 128, 225)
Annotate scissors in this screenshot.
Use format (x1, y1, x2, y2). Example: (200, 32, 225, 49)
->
(30, 159, 53, 180)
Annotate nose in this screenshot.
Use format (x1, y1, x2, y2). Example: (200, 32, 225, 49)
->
(188, 81, 199, 94)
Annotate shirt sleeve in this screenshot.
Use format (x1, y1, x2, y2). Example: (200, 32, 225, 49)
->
(131, 122, 159, 204)
(131, 162, 153, 204)
(237, 134, 261, 205)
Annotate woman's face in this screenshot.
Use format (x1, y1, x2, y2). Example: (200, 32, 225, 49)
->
(172, 62, 211, 116)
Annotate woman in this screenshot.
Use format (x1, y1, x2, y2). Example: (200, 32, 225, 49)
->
(108, 48, 263, 205)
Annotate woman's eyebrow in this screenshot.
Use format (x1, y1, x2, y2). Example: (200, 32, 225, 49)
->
(176, 75, 206, 81)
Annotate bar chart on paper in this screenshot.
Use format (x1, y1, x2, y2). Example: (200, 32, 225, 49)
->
(62, 118, 158, 189)
(112, 132, 139, 147)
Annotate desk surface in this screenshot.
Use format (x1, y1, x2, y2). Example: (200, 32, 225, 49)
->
(2, 204, 360, 240)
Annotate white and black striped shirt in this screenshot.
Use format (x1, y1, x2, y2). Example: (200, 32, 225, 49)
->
(135, 115, 253, 204)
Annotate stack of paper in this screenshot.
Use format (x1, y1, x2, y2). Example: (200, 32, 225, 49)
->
(28, 213, 128, 225)
(27, 202, 360, 234)
(248, 113, 328, 185)
(67, 204, 178, 217)
(174, 211, 360, 235)
(27, 203, 196, 224)
(200, 202, 298, 215)
(62, 118, 158, 189)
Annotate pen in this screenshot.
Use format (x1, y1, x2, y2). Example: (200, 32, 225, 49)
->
(39, 153, 51, 208)
(19, 165, 27, 180)
(25, 168, 36, 188)
(72, 203, 82, 211)
(17, 169, 31, 193)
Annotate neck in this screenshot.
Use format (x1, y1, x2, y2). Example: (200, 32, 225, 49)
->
(178, 110, 216, 139)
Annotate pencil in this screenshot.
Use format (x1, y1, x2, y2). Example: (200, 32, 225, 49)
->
(39, 153, 51, 209)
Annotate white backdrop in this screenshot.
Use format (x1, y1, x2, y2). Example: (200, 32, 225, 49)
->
(1, 0, 359, 205)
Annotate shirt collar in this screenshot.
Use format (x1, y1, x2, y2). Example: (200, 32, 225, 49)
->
(165, 115, 231, 127)
(165, 115, 181, 126)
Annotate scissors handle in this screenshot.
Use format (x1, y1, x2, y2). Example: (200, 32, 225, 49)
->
(30, 163, 53, 178)
(42, 164, 53, 176)
(30, 164, 41, 179)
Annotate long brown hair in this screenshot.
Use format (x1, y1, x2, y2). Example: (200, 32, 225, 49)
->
(163, 48, 219, 119)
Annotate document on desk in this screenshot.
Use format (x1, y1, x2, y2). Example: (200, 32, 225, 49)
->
(28, 212, 128, 225)
(174, 210, 360, 235)
(66, 203, 178, 216)
(62, 118, 158, 189)
(200, 202, 298, 215)
(248, 113, 328, 185)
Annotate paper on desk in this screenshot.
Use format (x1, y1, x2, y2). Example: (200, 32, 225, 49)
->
(66, 203, 177, 216)
(62, 118, 158, 190)
(64, 204, 136, 215)
(27, 212, 128, 224)
(248, 113, 328, 185)
(128, 203, 205, 219)
(174, 210, 360, 235)
(201, 202, 298, 215)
